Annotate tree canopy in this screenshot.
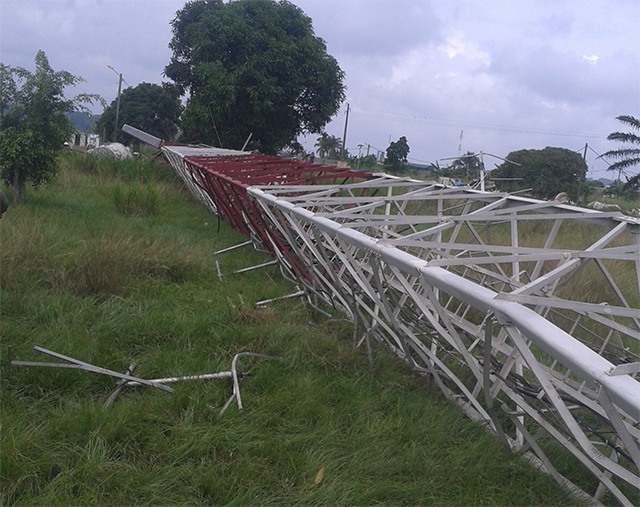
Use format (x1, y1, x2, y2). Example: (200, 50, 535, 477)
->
(96, 82, 182, 144)
(315, 133, 342, 159)
(0, 51, 100, 203)
(384, 136, 410, 172)
(451, 151, 480, 180)
(164, 0, 345, 154)
(599, 115, 640, 190)
(491, 147, 587, 201)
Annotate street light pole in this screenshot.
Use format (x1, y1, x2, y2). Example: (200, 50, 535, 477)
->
(108, 65, 124, 143)
(113, 72, 122, 142)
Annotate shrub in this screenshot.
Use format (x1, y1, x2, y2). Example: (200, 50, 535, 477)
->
(112, 183, 159, 216)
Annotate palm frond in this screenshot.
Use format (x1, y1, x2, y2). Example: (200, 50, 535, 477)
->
(599, 148, 640, 160)
(615, 115, 640, 130)
(605, 157, 640, 173)
(606, 132, 640, 144)
(623, 172, 640, 190)
(602, 115, 640, 177)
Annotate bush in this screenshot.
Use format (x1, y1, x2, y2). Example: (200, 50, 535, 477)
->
(605, 180, 638, 200)
(112, 183, 159, 216)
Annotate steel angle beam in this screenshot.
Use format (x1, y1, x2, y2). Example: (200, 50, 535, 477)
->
(122, 124, 162, 148)
(246, 180, 640, 505)
(162, 147, 375, 281)
(161, 143, 639, 504)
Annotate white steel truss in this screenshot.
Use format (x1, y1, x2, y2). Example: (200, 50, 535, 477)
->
(162, 143, 639, 505)
(246, 176, 640, 505)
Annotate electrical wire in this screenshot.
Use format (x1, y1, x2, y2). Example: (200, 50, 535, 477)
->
(351, 107, 607, 140)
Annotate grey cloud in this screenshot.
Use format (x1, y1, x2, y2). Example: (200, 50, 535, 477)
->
(1, 0, 181, 106)
(2, 0, 637, 173)
(532, 12, 574, 39)
(294, 0, 443, 57)
(490, 44, 639, 111)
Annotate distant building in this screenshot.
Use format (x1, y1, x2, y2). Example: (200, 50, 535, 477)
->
(69, 131, 100, 149)
(407, 162, 437, 172)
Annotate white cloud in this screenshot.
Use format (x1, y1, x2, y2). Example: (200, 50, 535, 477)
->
(582, 55, 600, 64)
(439, 32, 490, 65)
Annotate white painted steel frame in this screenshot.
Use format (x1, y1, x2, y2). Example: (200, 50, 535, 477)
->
(161, 145, 245, 215)
(246, 177, 639, 505)
(163, 144, 639, 504)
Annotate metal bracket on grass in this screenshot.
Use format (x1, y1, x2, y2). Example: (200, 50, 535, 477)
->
(10, 346, 280, 412)
(219, 352, 281, 415)
(104, 362, 137, 407)
(10, 346, 173, 392)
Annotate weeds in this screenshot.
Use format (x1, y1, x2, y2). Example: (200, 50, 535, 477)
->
(0, 155, 578, 506)
(63, 150, 176, 183)
(67, 234, 198, 296)
(112, 182, 159, 215)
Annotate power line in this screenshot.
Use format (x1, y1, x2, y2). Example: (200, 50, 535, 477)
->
(350, 107, 606, 140)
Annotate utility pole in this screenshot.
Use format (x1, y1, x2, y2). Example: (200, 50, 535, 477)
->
(341, 103, 350, 158)
(108, 65, 124, 143)
(580, 142, 588, 205)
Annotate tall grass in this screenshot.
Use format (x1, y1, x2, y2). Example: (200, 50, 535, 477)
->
(112, 183, 159, 216)
(0, 153, 578, 506)
(65, 150, 176, 183)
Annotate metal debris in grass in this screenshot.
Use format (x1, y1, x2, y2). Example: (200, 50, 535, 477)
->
(213, 240, 252, 256)
(9, 346, 281, 412)
(10, 345, 172, 392)
(233, 259, 278, 274)
(219, 352, 281, 415)
(255, 286, 304, 308)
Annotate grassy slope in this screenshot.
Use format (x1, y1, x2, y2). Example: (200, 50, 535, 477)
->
(0, 153, 578, 506)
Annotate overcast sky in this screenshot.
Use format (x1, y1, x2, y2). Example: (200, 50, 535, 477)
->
(1, 0, 638, 178)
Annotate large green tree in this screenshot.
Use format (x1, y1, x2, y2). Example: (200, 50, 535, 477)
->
(384, 136, 410, 172)
(0, 51, 100, 203)
(599, 115, 640, 191)
(164, 0, 345, 154)
(491, 147, 587, 201)
(96, 82, 183, 144)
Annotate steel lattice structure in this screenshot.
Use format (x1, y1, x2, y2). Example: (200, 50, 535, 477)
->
(162, 144, 640, 505)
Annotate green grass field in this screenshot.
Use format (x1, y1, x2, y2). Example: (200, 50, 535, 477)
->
(0, 152, 579, 505)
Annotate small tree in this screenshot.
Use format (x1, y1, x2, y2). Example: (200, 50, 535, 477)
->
(491, 147, 587, 201)
(451, 151, 480, 180)
(96, 82, 183, 144)
(0, 51, 101, 203)
(384, 136, 410, 172)
(349, 154, 378, 170)
(315, 133, 342, 160)
(599, 115, 640, 191)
